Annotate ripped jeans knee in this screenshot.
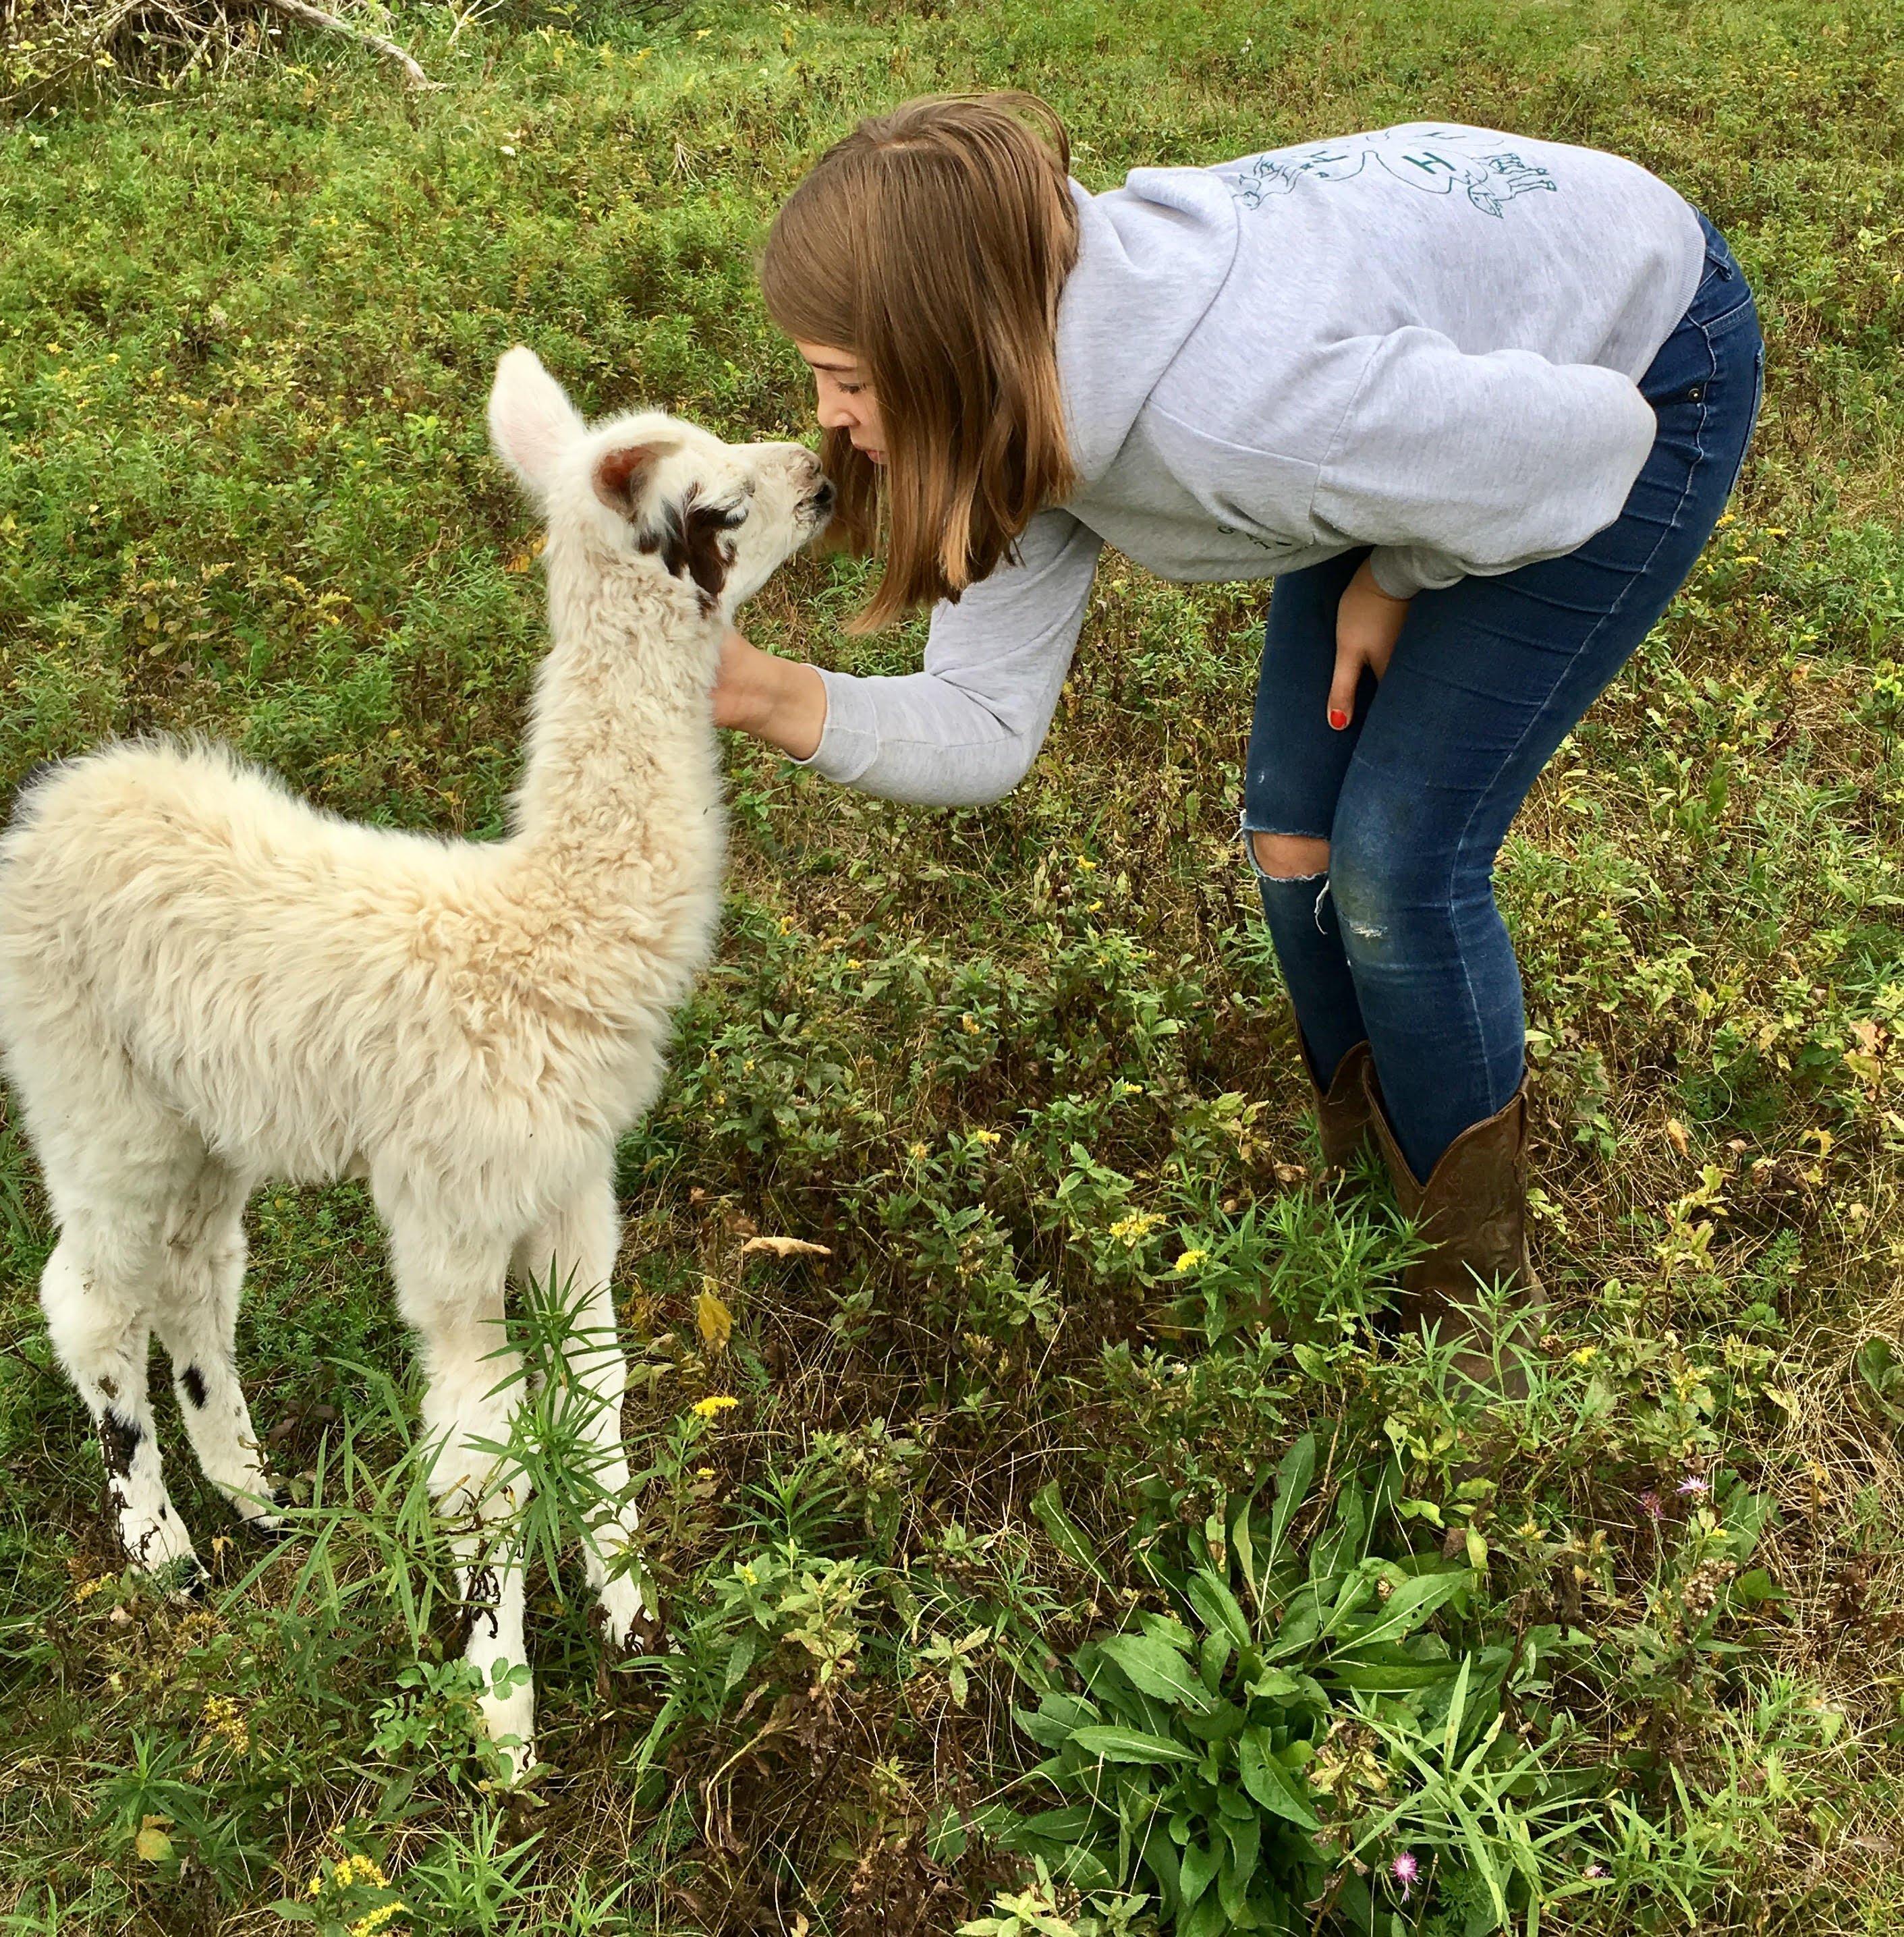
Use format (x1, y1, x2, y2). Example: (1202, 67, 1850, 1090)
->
(1243, 817, 1369, 1082)
(1241, 824, 1331, 883)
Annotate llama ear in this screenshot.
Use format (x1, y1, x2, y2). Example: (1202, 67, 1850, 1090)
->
(593, 439, 680, 521)
(488, 346, 585, 495)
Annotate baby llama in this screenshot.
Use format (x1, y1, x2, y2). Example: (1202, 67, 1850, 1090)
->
(0, 346, 833, 1775)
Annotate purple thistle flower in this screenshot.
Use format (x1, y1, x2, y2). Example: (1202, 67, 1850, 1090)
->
(1584, 1862, 1606, 1880)
(1392, 1852, 1419, 1900)
(1677, 1474, 1710, 1497)
(1639, 1490, 1664, 1522)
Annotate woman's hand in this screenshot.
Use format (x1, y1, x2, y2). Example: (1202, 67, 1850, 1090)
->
(712, 627, 829, 761)
(1329, 558, 1413, 729)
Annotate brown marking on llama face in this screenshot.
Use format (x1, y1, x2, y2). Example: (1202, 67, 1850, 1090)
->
(597, 445, 739, 611)
(679, 494, 743, 611)
(646, 488, 742, 613)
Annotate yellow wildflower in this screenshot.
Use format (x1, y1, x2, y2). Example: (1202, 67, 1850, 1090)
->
(309, 1855, 402, 1930)
(1173, 1248, 1208, 1274)
(971, 1128, 1002, 1146)
(201, 1693, 251, 1756)
(692, 1394, 739, 1419)
(1107, 1211, 1165, 1245)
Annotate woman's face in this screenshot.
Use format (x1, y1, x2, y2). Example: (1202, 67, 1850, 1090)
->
(795, 341, 887, 465)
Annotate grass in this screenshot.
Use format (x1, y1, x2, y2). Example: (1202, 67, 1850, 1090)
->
(2, 0, 1903, 1929)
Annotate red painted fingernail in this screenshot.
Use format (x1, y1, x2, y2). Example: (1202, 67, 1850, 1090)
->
(1328, 708, 1349, 731)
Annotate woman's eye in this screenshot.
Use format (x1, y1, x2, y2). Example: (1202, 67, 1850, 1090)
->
(837, 383, 863, 396)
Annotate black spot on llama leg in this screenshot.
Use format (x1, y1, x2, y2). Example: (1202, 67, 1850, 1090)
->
(456, 1563, 503, 1652)
(99, 1409, 143, 1481)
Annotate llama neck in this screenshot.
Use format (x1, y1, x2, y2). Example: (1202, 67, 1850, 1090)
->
(508, 541, 724, 877)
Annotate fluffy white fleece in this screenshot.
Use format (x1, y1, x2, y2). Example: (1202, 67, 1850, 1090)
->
(0, 345, 831, 1774)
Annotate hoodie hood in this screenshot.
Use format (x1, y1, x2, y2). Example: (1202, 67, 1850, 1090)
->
(1055, 169, 1242, 485)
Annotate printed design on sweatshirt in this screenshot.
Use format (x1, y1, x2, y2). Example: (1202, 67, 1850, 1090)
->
(1222, 127, 1557, 219)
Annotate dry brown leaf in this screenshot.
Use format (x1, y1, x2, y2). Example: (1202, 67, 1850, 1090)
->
(696, 1289, 733, 1351)
(737, 1235, 833, 1261)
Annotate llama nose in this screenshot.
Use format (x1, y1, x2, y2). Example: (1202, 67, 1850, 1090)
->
(809, 477, 836, 516)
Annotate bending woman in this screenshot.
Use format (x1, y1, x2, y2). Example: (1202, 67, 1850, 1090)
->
(715, 94, 1763, 1359)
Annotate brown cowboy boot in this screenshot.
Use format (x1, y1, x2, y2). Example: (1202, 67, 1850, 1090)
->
(1304, 1038, 1374, 1173)
(1363, 1067, 1547, 1386)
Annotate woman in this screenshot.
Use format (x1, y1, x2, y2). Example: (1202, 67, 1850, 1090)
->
(713, 93, 1763, 1361)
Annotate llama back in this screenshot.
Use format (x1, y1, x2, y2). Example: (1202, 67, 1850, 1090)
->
(0, 740, 540, 1179)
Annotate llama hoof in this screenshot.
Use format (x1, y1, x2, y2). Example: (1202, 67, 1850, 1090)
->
(626, 1605, 673, 1658)
(596, 1572, 667, 1656)
(478, 1688, 536, 1786)
(154, 1552, 209, 1604)
(235, 1484, 291, 1542)
(117, 1500, 200, 1582)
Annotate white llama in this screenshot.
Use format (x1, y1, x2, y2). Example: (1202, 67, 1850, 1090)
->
(0, 346, 833, 1774)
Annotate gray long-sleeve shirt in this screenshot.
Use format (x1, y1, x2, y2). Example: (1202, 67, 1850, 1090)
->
(797, 122, 1707, 806)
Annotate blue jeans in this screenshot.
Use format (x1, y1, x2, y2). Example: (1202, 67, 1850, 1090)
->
(1242, 212, 1764, 1180)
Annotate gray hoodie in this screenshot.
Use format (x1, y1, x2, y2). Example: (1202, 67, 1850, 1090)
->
(797, 123, 1708, 806)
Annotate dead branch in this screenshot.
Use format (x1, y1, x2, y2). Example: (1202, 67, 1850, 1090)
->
(254, 0, 439, 90)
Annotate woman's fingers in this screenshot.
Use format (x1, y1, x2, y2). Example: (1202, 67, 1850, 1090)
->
(1328, 559, 1414, 729)
(1326, 643, 1363, 732)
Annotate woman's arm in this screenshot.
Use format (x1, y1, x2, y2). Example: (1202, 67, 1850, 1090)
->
(713, 631, 829, 760)
(717, 509, 1103, 807)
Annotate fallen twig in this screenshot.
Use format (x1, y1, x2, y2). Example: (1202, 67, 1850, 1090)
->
(256, 0, 439, 90)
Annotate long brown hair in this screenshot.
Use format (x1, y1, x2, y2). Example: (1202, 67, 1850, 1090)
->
(760, 92, 1081, 631)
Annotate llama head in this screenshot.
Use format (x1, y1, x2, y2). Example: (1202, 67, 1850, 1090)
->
(488, 346, 833, 619)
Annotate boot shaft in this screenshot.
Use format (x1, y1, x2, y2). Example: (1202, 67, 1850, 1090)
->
(1364, 1069, 1539, 1304)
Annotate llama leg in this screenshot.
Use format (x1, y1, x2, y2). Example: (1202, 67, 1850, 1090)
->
(40, 1225, 200, 1587)
(151, 1161, 282, 1534)
(385, 1210, 534, 1777)
(513, 1171, 652, 1649)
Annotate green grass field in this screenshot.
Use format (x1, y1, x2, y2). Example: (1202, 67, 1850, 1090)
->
(3, 1, 1903, 1930)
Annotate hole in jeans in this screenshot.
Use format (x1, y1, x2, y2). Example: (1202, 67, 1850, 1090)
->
(1248, 830, 1331, 878)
